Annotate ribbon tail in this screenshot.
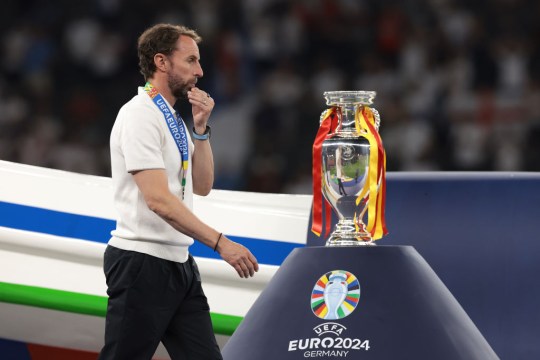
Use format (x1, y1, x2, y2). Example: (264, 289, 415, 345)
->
(324, 199, 333, 238)
(311, 109, 335, 236)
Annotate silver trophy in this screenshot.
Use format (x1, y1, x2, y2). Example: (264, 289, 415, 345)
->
(320, 91, 382, 246)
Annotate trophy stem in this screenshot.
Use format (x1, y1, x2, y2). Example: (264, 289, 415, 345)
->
(325, 219, 375, 247)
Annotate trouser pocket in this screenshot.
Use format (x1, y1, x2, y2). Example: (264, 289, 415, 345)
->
(103, 246, 146, 294)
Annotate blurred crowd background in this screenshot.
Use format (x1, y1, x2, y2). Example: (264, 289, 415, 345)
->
(1, 0, 540, 194)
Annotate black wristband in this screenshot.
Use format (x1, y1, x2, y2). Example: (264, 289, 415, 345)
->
(192, 125, 211, 140)
(213, 232, 223, 252)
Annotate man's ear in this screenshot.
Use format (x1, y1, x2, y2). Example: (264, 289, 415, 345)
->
(154, 53, 168, 72)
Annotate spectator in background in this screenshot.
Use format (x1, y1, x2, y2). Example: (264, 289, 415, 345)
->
(1, 0, 539, 195)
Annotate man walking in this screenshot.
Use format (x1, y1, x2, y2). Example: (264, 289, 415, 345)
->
(99, 23, 258, 360)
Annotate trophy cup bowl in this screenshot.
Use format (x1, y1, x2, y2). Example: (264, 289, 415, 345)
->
(321, 91, 379, 246)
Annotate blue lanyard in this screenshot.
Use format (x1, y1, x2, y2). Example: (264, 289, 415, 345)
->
(144, 82, 188, 199)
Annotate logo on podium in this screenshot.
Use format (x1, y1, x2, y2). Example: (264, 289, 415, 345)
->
(287, 271, 370, 356)
(311, 270, 360, 320)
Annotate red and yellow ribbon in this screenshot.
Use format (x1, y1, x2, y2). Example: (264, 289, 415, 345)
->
(355, 106, 388, 240)
(311, 107, 339, 237)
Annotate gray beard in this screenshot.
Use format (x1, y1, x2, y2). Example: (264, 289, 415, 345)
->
(168, 74, 190, 100)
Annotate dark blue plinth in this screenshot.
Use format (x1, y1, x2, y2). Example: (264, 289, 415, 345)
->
(222, 246, 498, 360)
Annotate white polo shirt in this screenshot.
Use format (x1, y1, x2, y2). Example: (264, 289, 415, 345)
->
(108, 87, 195, 263)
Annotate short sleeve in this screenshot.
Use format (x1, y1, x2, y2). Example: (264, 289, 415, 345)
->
(119, 104, 166, 172)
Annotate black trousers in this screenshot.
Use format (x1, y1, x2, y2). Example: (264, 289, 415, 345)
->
(98, 245, 223, 360)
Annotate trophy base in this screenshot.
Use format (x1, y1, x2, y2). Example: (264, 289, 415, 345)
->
(324, 219, 375, 247)
(326, 238, 375, 247)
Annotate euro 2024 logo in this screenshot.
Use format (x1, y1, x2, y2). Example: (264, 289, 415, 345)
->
(288, 270, 370, 357)
(311, 270, 360, 320)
